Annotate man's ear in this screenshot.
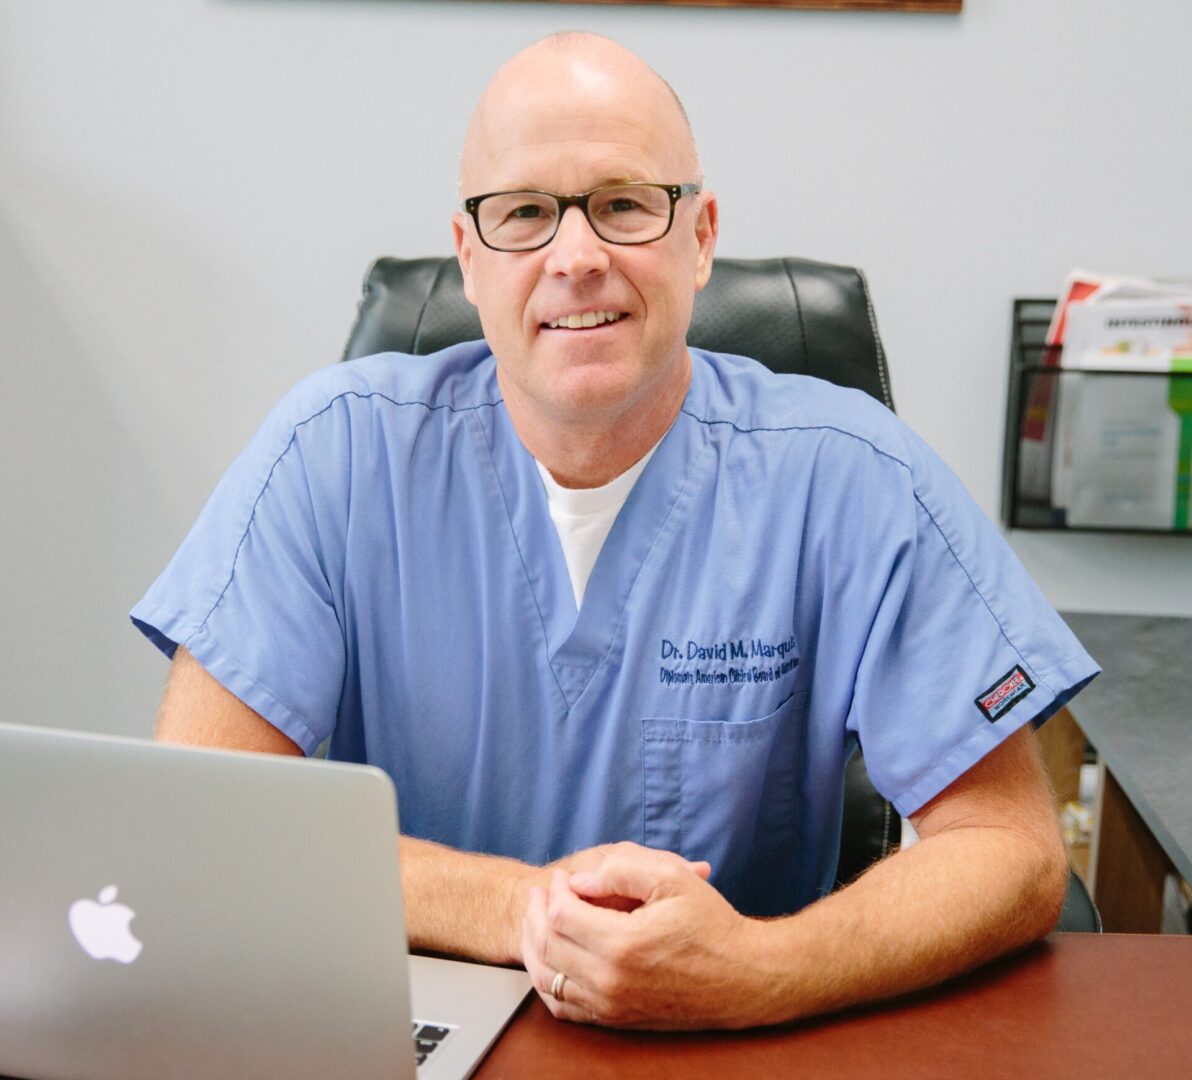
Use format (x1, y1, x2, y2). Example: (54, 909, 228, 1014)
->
(452, 213, 478, 306)
(692, 191, 719, 292)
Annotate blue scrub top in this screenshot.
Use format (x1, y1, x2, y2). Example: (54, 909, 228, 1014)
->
(132, 343, 1098, 916)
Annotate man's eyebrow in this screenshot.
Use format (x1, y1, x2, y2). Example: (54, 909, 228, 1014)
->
(487, 175, 654, 193)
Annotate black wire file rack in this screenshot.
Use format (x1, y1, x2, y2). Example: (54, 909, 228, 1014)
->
(1002, 299, 1192, 534)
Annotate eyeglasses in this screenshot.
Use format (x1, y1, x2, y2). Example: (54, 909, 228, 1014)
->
(462, 182, 702, 253)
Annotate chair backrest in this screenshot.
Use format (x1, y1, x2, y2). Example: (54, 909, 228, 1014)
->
(341, 254, 899, 888)
(343, 256, 895, 410)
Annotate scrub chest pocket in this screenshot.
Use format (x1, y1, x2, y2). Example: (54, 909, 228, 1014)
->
(641, 691, 806, 916)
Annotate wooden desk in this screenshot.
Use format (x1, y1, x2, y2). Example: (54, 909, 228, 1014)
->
(477, 935, 1192, 1079)
(1056, 613, 1192, 932)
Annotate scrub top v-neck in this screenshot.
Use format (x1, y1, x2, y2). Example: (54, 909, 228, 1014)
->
(535, 437, 660, 610)
(486, 396, 709, 711)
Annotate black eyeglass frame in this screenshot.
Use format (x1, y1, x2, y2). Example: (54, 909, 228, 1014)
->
(461, 182, 702, 253)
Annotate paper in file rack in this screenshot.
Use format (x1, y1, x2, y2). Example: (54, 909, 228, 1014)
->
(1057, 373, 1185, 529)
(1050, 293, 1192, 530)
(1062, 297, 1192, 372)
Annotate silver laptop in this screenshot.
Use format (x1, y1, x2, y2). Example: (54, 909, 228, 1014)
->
(0, 721, 530, 1080)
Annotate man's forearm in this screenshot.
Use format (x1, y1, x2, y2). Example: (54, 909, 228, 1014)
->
(402, 834, 665, 964)
(399, 835, 548, 964)
(738, 822, 1067, 1026)
(738, 727, 1069, 1027)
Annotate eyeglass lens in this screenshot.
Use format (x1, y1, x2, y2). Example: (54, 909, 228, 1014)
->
(476, 186, 674, 250)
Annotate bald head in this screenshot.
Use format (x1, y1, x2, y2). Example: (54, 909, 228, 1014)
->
(459, 33, 701, 196)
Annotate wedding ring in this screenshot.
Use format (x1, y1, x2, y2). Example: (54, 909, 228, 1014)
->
(549, 971, 568, 1001)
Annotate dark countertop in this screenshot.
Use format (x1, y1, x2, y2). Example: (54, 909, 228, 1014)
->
(1060, 612, 1192, 884)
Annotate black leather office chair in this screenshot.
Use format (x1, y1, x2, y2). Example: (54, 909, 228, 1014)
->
(342, 255, 1099, 932)
(344, 256, 893, 403)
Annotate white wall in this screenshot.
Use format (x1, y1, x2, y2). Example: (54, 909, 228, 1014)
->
(2, 0, 1190, 737)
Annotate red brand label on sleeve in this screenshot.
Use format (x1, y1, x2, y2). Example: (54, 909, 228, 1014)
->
(975, 665, 1036, 722)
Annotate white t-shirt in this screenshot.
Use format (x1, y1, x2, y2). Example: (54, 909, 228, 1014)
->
(536, 441, 661, 608)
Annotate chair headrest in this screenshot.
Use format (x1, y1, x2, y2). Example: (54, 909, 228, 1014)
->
(343, 256, 893, 410)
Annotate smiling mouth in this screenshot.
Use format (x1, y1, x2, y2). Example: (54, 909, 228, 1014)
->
(543, 310, 628, 330)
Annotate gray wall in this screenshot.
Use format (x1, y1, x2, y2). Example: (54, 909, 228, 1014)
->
(2, 0, 1190, 737)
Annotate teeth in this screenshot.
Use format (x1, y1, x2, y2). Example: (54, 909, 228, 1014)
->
(548, 311, 624, 329)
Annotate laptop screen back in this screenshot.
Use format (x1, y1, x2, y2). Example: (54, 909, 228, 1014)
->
(0, 722, 415, 1080)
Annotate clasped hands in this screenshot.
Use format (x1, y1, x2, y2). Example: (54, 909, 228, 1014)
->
(520, 841, 772, 1030)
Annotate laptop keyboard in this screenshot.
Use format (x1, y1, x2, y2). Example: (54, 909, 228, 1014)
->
(412, 1020, 456, 1070)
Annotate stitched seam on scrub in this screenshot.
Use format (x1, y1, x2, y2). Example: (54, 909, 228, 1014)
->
(187, 627, 322, 753)
(911, 491, 1052, 696)
(570, 419, 717, 712)
(470, 405, 570, 707)
(1029, 653, 1094, 685)
(680, 411, 915, 475)
(195, 390, 501, 637)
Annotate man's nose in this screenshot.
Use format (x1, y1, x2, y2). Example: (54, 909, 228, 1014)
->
(543, 205, 611, 277)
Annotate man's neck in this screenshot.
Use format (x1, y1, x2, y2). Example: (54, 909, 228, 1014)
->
(499, 354, 691, 489)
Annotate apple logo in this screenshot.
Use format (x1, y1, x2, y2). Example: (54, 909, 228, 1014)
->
(68, 885, 144, 964)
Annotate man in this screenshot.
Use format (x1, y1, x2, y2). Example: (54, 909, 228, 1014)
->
(133, 33, 1097, 1030)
